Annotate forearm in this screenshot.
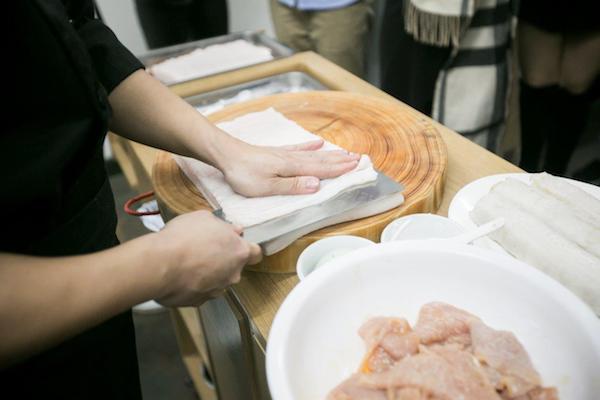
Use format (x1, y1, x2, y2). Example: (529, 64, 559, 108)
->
(107, 69, 236, 170)
(0, 234, 166, 368)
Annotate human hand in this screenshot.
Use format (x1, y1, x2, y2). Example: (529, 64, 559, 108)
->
(218, 138, 361, 197)
(153, 210, 261, 306)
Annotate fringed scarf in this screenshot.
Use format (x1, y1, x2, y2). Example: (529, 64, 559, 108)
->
(404, 0, 475, 47)
(404, 0, 513, 152)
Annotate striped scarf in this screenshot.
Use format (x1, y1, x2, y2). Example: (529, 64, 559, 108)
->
(405, 0, 513, 152)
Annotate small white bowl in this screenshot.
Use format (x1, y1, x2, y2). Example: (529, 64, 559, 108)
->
(296, 235, 374, 280)
(380, 213, 465, 242)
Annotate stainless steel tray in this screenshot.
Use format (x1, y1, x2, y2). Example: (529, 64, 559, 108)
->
(137, 30, 294, 84)
(184, 72, 328, 115)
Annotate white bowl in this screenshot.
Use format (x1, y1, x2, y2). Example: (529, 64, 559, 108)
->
(380, 213, 465, 242)
(296, 235, 374, 280)
(268, 241, 600, 400)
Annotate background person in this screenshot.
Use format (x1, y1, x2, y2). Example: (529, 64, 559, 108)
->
(2, 1, 359, 398)
(517, 0, 600, 175)
(379, 0, 514, 152)
(135, 0, 229, 49)
(270, 0, 371, 76)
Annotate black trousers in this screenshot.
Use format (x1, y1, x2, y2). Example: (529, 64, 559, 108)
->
(135, 0, 229, 49)
(379, 0, 451, 115)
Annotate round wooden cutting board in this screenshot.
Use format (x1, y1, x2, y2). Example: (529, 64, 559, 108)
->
(153, 91, 447, 272)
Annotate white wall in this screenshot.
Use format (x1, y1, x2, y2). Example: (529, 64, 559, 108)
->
(96, 0, 148, 55)
(96, 0, 275, 56)
(229, 0, 275, 37)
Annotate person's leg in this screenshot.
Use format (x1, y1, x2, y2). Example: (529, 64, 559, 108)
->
(379, 0, 451, 115)
(189, 0, 229, 40)
(560, 32, 600, 94)
(517, 21, 563, 171)
(269, 0, 312, 51)
(135, 0, 193, 49)
(543, 31, 600, 174)
(309, 1, 370, 76)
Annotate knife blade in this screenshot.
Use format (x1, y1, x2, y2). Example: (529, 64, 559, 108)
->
(242, 172, 404, 254)
(193, 176, 227, 220)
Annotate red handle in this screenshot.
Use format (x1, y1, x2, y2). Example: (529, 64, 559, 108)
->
(124, 191, 161, 216)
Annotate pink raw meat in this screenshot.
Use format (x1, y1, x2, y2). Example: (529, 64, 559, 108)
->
(326, 303, 558, 400)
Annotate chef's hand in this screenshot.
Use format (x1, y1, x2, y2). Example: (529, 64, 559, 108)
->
(154, 210, 261, 306)
(218, 138, 360, 197)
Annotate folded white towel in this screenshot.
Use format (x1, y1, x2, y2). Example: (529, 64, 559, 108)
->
(175, 108, 378, 227)
(149, 40, 274, 85)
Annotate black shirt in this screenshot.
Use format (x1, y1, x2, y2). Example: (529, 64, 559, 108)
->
(2, 2, 144, 397)
(3, 0, 143, 255)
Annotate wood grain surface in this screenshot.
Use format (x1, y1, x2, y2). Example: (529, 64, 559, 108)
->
(153, 90, 447, 272)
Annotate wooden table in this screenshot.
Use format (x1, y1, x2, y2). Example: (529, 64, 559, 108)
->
(110, 51, 520, 399)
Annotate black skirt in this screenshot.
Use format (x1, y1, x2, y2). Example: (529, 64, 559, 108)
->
(518, 0, 600, 34)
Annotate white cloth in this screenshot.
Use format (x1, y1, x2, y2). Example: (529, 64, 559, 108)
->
(137, 200, 165, 232)
(175, 108, 378, 227)
(149, 40, 274, 85)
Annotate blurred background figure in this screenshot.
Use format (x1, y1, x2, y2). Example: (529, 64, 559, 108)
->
(379, 0, 514, 152)
(135, 0, 228, 49)
(270, 0, 371, 77)
(517, 0, 600, 176)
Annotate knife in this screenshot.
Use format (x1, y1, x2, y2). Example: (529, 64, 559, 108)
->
(198, 172, 404, 255)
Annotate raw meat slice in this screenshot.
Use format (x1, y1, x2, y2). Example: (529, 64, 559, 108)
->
(470, 320, 541, 397)
(358, 317, 419, 373)
(327, 303, 558, 400)
(511, 387, 559, 400)
(413, 302, 478, 345)
(327, 374, 388, 400)
(394, 387, 430, 400)
(359, 347, 501, 400)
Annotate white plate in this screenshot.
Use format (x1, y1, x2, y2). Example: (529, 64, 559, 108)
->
(447, 173, 600, 252)
(266, 241, 600, 400)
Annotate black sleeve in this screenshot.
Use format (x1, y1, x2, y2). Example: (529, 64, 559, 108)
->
(69, 1, 144, 93)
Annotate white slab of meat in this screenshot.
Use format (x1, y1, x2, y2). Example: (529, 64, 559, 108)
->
(175, 108, 378, 227)
(149, 40, 274, 85)
(532, 172, 600, 228)
(488, 178, 600, 258)
(470, 183, 600, 314)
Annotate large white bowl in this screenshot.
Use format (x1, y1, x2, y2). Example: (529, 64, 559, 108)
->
(267, 241, 600, 400)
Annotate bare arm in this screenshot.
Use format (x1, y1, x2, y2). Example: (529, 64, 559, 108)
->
(0, 211, 260, 369)
(107, 69, 230, 168)
(0, 234, 162, 368)
(107, 70, 360, 196)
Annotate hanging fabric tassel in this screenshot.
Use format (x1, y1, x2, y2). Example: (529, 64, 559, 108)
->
(404, 0, 475, 47)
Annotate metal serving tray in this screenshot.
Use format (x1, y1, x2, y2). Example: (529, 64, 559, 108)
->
(184, 72, 328, 115)
(137, 30, 294, 85)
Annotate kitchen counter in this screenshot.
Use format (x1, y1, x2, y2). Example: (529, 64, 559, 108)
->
(110, 51, 521, 399)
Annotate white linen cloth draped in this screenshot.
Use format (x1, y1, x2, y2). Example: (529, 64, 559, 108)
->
(175, 108, 378, 227)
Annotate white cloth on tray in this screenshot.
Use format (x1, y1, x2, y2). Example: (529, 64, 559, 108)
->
(175, 108, 378, 227)
(149, 40, 274, 85)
